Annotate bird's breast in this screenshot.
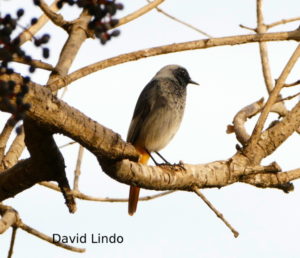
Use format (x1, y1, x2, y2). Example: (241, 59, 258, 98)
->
(136, 98, 185, 152)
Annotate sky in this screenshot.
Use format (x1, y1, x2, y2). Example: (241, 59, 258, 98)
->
(1, 0, 300, 257)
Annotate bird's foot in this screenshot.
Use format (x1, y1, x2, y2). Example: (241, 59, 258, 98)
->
(175, 160, 186, 171)
(156, 160, 186, 171)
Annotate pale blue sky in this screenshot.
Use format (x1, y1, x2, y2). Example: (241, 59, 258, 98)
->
(1, 1, 300, 258)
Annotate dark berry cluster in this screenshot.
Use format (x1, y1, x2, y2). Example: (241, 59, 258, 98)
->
(0, 77, 31, 123)
(56, 0, 123, 44)
(0, 9, 50, 74)
(0, 7, 50, 123)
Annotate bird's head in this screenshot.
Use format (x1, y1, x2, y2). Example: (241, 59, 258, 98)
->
(155, 65, 199, 87)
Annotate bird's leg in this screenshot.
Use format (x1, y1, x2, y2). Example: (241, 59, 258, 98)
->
(146, 150, 160, 166)
(155, 151, 171, 165)
(156, 151, 186, 171)
(147, 150, 185, 171)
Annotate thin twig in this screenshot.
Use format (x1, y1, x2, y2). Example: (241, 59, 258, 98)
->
(7, 227, 17, 258)
(147, 0, 212, 38)
(0, 116, 16, 164)
(284, 79, 300, 87)
(59, 141, 76, 148)
(2, 129, 25, 170)
(16, 220, 85, 253)
(267, 17, 300, 29)
(277, 92, 300, 102)
(257, 0, 274, 93)
(73, 145, 84, 191)
(239, 24, 256, 32)
(10, 56, 54, 71)
(249, 43, 300, 145)
(38, 0, 70, 29)
(0, 204, 83, 252)
(39, 181, 175, 202)
(59, 86, 68, 99)
(17, 0, 60, 45)
(117, 0, 165, 27)
(193, 187, 239, 238)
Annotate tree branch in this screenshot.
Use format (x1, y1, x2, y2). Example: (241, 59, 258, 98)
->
(37, 0, 71, 30)
(40, 181, 175, 202)
(241, 168, 300, 192)
(101, 158, 281, 191)
(16, 219, 85, 253)
(256, 0, 274, 93)
(73, 145, 84, 191)
(193, 187, 239, 238)
(1, 68, 300, 200)
(0, 203, 84, 252)
(0, 204, 18, 234)
(47, 30, 300, 92)
(267, 17, 300, 29)
(1, 130, 25, 170)
(147, 0, 212, 38)
(284, 79, 300, 87)
(248, 43, 300, 152)
(0, 117, 16, 163)
(16, 0, 60, 45)
(231, 98, 264, 145)
(24, 118, 76, 213)
(9, 56, 54, 71)
(7, 226, 17, 258)
(47, 9, 92, 85)
(1, 73, 138, 161)
(244, 99, 300, 164)
(117, 0, 165, 27)
(255, 0, 288, 117)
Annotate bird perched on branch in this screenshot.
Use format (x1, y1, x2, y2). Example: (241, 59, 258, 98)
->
(127, 64, 198, 216)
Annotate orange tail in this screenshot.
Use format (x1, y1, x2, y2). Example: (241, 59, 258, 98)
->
(128, 186, 140, 216)
(128, 147, 150, 216)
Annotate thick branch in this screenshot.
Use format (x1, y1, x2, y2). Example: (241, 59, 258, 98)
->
(24, 118, 76, 213)
(0, 159, 40, 201)
(1, 69, 300, 200)
(100, 157, 281, 191)
(241, 168, 300, 192)
(244, 100, 300, 163)
(47, 30, 300, 91)
(0, 73, 138, 161)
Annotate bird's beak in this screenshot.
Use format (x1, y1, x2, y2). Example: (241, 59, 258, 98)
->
(189, 79, 199, 85)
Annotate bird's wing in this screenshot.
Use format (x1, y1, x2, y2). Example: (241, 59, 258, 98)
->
(127, 79, 162, 144)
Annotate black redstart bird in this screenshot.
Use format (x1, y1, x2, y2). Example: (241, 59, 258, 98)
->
(127, 64, 198, 216)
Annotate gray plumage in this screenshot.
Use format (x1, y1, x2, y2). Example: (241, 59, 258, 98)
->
(127, 64, 198, 151)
